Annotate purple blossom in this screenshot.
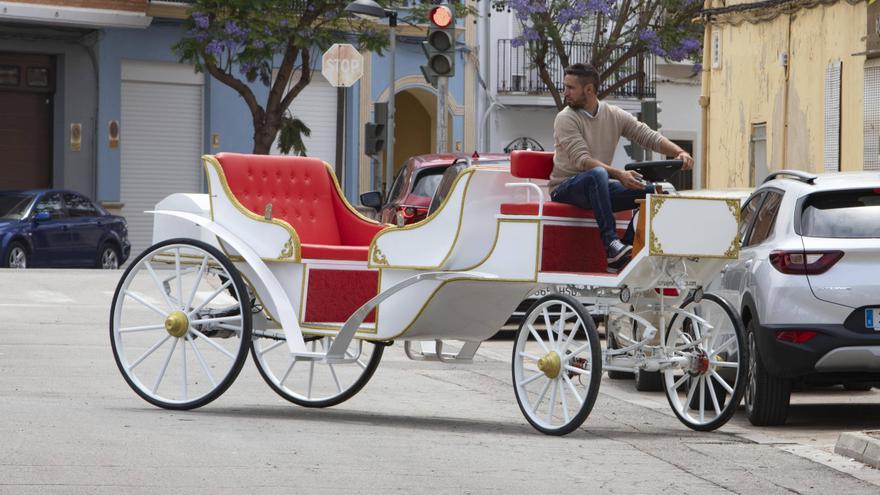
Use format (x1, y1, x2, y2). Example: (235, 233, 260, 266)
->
(585, 0, 614, 16)
(225, 21, 248, 40)
(206, 40, 224, 57)
(253, 39, 265, 49)
(192, 11, 209, 30)
(279, 19, 288, 27)
(239, 61, 257, 75)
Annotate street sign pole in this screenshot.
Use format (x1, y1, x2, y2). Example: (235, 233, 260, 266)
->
(386, 22, 396, 196)
(436, 76, 448, 153)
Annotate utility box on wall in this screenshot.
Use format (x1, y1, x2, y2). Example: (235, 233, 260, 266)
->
(868, 1, 880, 58)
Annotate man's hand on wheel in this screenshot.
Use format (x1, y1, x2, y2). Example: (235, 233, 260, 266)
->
(619, 169, 647, 190)
(677, 151, 694, 171)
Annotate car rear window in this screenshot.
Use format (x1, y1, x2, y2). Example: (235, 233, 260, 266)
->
(411, 167, 448, 198)
(801, 188, 880, 238)
(0, 194, 34, 220)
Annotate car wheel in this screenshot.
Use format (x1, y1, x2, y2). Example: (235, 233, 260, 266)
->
(745, 319, 791, 426)
(97, 243, 120, 269)
(634, 368, 663, 391)
(3, 242, 28, 269)
(843, 383, 873, 391)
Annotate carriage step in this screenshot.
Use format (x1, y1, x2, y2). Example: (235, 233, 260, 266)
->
(403, 340, 482, 362)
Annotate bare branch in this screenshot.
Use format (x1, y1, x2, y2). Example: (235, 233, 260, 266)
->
(280, 48, 312, 111)
(202, 55, 263, 120)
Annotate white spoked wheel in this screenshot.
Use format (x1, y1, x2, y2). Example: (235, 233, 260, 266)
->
(663, 292, 746, 431)
(251, 333, 384, 408)
(110, 239, 252, 410)
(513, 294, 602, 436)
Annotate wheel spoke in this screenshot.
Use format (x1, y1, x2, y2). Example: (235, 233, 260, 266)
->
(531, 376, 552, 414)
(257, 339, 286, 356)
(518, 371, 545, 387)
(519, 351, 541, 361)
(673, 372, 689, 390)
(175, 248, 183, 311)
(125, 290, 168, 319)
(548, 377, 558, 424)
(711, 360, 739, 369)
(558, 379, 570, 424)
(152, 337, 178, 394)
(187, 279, 233, 317)
(711, 337, 737, 355)
(527, 323, 549, 353)
(569, 341, 591, 357)
(189, 315, 242, 326)
(563, 364, 589, 376)
(181, 332, 188, 400)
(188, 335, 217, 387)
(707, 376, 722, 416)
(562, 374, 585, 406)
(699, 376, 706, 423)
(321, 340, 343, 394)
(682, 376, 699, 415)
(119, 324, 166, 334)
(562, 319, 581, 353)
(542, 307, 555, 347)
(279, 358, 297, 386)
(709, 370, 734, 394)
(185, 256, 209, 310)
(128, 334, 171, 370)
(188, 327, 236, 359)
(307, 340, 316, 399)
(144, 261, 177, 311)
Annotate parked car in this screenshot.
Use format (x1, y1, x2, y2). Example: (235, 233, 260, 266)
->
(0, 189, 130, 269)
(360, 153, 508, 226)
(710, 170, 880, 425)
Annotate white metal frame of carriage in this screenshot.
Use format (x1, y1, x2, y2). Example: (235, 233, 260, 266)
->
(109, 150, 747, 436)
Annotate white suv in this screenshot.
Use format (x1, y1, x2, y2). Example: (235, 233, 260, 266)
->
(711, 170, 880, 425)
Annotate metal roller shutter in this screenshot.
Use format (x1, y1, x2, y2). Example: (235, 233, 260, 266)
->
(121, 61, 204, 258)
(273, 72, 338, 168)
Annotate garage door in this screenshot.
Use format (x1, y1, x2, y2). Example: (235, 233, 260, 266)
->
(273, 72, 338, 169)
(121, 61, 204, 258)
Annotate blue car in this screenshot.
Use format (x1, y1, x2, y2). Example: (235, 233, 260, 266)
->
(0, 190, 130, 269)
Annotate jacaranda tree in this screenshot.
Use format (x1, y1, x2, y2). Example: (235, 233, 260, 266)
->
(494, 0, 703, 109)
(174, 0, 389, 155)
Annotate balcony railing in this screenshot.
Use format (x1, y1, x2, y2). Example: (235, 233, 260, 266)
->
(496, 39, 656, 100)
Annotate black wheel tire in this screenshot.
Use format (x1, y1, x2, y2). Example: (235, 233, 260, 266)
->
(97, 242, 120, 269)
(606, 331, 634, 380)
(3, 241, 28, 268)
(250, 339, 384, 408)
(745, 319, 791, 426)
(843, 383, 872, 391)
(634, 368, 664, 391)
(109, 238, 252, 410)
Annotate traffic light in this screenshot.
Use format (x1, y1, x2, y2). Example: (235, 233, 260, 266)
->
(420, 4, 455, 87)
(364, 102, 388, 156)
(641, 100, 661, 130)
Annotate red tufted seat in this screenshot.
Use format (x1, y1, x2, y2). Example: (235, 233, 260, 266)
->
(214, 153, 384, 261)
(501, 150, 631, 221)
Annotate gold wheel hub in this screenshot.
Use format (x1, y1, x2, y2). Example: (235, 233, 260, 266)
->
(164, 311, 190, 338)
(537, 351, 562, 379)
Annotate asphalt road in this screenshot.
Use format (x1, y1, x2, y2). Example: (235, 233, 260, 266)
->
(1, 269, 879, 494)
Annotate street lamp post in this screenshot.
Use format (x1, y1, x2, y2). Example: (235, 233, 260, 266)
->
(344, 0, 397, 197)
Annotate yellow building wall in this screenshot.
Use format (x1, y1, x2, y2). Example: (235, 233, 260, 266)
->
(706, 1, 866, 187)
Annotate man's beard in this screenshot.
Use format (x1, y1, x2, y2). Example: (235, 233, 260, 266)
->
(566, 98, 584, 109)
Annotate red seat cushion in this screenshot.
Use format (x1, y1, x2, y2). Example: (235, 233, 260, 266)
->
(510, 150, 555, 180)
(301, 244, 370, 262)
(500, 202, 633, 220)
(214, 153, 383, 261)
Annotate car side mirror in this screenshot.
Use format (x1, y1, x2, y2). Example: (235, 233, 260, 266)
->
(33, 211, 51, 222)
(360, 191, 383, 210)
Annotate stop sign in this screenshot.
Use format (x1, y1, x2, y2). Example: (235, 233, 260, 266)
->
(322, 44, 364, 88)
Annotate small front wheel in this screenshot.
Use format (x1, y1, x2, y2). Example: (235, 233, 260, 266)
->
(663, 293, 746, 431)
(512, 294, 602, 435)
(109, 239, 252, 409)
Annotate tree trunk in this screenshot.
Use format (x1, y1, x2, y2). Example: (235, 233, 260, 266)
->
(252, 123, 279, 155)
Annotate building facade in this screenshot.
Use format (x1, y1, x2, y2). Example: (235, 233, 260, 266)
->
(701, 0, 870, 188)
(0, 0, 475, 256)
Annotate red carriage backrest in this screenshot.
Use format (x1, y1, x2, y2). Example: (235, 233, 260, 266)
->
(213, 153, 379, 247)
(510, 150, 555, 180)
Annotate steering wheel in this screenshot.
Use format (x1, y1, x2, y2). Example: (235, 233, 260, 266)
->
(623, 159, 683, 183)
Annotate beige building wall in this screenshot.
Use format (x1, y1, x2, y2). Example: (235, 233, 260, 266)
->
(705, 1, 866, 188)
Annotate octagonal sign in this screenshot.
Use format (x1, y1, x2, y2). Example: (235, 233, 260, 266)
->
(322, 43, 364, 88)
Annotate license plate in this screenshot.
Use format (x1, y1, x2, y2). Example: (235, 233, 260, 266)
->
(867, 308, 880, 331)
(531, 286, 586, 298)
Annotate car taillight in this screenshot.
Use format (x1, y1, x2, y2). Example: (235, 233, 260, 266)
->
(768, 250, 843, 275)
(775, 330, 818, 344)
(654, 288, 679, 297)
(399, 206, 428, 220)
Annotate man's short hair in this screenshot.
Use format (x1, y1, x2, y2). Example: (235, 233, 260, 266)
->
(564, 63, 600, 92)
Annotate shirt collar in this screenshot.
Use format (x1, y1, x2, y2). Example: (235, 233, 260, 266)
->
(578, 101, 602, 119)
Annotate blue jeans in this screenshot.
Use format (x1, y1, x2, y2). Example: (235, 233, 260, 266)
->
(550, 167, 654, 248)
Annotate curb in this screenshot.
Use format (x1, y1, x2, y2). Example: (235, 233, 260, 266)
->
(835, 431, 880, 469)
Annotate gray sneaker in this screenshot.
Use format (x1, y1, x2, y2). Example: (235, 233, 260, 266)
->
(606, 240, 632, 273)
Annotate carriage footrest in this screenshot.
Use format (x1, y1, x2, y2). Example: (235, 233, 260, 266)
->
(403, 340, 482, 362)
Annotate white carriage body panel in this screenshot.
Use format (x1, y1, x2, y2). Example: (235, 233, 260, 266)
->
(152, 193, 217, 247)
(648, 196, 739, 258)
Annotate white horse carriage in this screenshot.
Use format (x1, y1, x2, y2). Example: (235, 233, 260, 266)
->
(110, 150, 747, 435)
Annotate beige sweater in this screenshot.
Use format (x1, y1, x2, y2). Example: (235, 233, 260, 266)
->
(550, 102, 664, 192)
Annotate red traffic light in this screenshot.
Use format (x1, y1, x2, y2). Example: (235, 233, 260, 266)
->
(428, 5, 453, 28)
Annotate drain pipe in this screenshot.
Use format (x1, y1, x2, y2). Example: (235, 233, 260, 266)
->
(698, 3, 712, 189)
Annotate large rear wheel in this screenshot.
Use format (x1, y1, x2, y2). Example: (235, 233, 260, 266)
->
(110, 239, 252, 409)
(663, 293, 746, 431)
